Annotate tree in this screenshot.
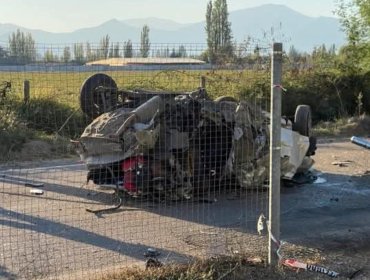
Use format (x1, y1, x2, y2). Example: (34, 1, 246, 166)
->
(165, 47, 170, 58)
(168, 45, 187, 58)
(99, 35, 110, 59)
(0, 46, 8, 62)
(206, 1, 214, 59)
(288, 45, 300, 63)
(0, 46, 6, 56)
(0, 48, 8, 65)
(355, 0, 370, 25)
(335, 0, 370, 71)
(310, 44, 337, 66)
(73, 43, 84, 64)
(170, 47, 177, 58)
(205, 0, 233, 64)
(113, 43, 120, 58)
(85, 42, 97, 62)
(61, 46, 71, 63)
(108, 43, 114, 58)
(140, 25, 150, 58)
(8, 29, 36, 64)
(44, 49, 55, 62)
(178, 45, 187, 57)
(124, 40, 133, 58)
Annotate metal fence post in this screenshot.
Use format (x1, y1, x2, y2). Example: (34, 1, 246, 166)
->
(23, 80, 30, 103)
(200, 76, 206, 88)
(269, 43, 283, 265)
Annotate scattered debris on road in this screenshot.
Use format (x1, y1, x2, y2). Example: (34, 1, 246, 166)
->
(242, 256, 264, 265)
(25, 182, 44, 188)
(29, 189, 44, 195)
(260, 213, 340, 278)
(314, 177, 327, 184)
(351, 136, 370, 149)
(331, 161, 353, 167)
(85, 193, 123, 214)
(144, 248, 161, 258)
(283, 259, 339, 278)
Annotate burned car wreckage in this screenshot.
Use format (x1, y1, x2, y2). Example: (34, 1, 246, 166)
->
(73, 73, 316, 202)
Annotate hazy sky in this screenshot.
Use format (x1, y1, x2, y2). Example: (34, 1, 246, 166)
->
(1, 0, 337, 32)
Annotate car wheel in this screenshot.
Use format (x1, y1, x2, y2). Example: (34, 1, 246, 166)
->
(307, 136, 317, 156)
(292, 105, 312, 137)
(80, 73, 118, 118)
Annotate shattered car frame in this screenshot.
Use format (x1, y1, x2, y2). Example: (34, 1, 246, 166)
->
(73, 73, 316, 203)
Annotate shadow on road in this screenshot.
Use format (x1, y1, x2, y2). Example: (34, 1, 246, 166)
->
(0, 265, 17, 280)
(0, 207, 191, 262)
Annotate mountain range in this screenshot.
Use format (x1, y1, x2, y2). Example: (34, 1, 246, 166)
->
(0, 4, 346, 52)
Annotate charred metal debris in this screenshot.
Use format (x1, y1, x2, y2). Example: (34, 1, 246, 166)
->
(72, 73, 316, 204)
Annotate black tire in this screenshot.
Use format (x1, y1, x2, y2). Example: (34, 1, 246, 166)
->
(80, 73, 118, 118)
(307, 136, 317, 156)
(214, 96, 238, 103)
(292, 105, 312, 137)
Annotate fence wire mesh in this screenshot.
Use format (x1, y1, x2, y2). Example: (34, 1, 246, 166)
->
(0, 42, 272, 280)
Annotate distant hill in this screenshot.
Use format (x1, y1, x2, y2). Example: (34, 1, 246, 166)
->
(122, 17, 191, 31)
(0, 4, 345, 52)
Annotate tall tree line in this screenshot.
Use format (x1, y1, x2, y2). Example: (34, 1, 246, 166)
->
(205, 0, 233, 63)
(8, 29, 36, 64)
(2, 28, 152, 65)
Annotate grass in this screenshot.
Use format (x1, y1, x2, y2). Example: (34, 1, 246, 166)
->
(95, 256, 302, 280)
(312, 115, 370, 137)
(0, 69, 270, 101)
(0, 69, 270, 161)
(3, 69, 368, 162)
(4, 68, 364, 162)
(313, 119, 350, 137)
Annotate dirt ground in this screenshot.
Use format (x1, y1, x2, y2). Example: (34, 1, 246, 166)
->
(0, 137, 370, 280)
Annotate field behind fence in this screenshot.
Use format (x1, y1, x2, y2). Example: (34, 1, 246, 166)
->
(0, 43, 273, 279)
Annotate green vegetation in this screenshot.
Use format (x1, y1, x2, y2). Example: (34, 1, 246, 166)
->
(335, 0, 370, 73)
(99, 34, 110, 60)
(123, 40, 133, 58)
(2, 0, 370, 160)
(0, 62, 369, 160)
(62, 46, 71, 63)
(279, 0, 370, 123)
(73, 43, 85, 64)
(6, 29, 36, 64)
(205, 0, 233, 64)
(140, 25, 151, 58)
(0, 103, 33, 158)
(0, 73, 89, 160)
(0, 69, 269, 160)
(96, 256, 302, 280)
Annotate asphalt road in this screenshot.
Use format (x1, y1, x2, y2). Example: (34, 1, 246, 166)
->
(0, 159, 268, 279)
(0, 140, 370, 279)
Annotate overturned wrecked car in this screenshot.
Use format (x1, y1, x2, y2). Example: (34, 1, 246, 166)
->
(73, 73, 316, 201)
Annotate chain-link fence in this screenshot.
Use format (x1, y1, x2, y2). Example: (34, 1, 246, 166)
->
(0, 42, 277, 279)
